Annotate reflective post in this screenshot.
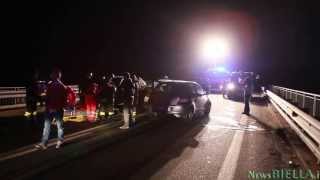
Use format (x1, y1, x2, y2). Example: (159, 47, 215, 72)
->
(289, 91, 291, 100)
(313, 96, 317, 117)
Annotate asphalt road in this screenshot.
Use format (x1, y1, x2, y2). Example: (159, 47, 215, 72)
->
(0, 111, 121, 154)
(29, 94, 310, 180)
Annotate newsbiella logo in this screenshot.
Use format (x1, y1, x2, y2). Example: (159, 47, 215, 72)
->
(248, 169, 320, 179)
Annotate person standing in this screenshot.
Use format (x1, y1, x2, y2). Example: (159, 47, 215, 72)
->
(35, 69, 67, 149)
(79, 72, 95, 107)
(131, 73, 140, 121)
(119, 72, 135, 129)
(97, 76, 116, 120)
(25, 71, 40, 119)
(66, 86, 76, 116)
(242, 73, 254, 115)
(85, 82, 99, 122)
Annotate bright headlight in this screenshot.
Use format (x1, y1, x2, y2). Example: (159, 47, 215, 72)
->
(227, 83, 235, 90)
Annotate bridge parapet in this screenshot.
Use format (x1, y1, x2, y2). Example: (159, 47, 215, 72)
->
(267, 88, 320, 162)
(271, 85, 320, 118)
(0, 85, 79, 110)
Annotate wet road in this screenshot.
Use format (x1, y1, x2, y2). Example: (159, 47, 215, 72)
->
(31, 95, 302, 180)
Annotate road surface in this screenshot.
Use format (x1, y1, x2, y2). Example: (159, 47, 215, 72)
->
(28, 95, 314, 180)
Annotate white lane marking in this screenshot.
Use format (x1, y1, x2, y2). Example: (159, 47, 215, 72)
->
(217, 115, 248, 180)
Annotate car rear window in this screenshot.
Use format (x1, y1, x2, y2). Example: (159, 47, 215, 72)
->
(156, 83, 193, 96)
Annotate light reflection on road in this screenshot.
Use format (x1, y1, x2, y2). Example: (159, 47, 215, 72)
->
(205, 95, 266, 132)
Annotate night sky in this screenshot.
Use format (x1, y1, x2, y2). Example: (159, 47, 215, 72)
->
(2, 0, 320, 93)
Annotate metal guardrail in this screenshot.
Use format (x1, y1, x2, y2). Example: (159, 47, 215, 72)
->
(267, 90, 320, 162)
(0, 85, 79, 110)
(0, 87, 26, 92)
(271, 86, 320, 118)
(0, 87, 27, 110)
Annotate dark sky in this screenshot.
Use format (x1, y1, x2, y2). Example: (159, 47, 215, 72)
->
(2, 0, 320, 92)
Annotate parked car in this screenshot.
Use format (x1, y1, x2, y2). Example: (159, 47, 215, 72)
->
(150, 79, 211, 120)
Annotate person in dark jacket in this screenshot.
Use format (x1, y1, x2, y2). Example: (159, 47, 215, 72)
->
(97, 76, 116, 120)
(242, 73, 254, 115)
(25, 72, 40, 119)
(35, 68, 67, 150)
(131, 73, 140, 120)
(119, 72, 135, 129)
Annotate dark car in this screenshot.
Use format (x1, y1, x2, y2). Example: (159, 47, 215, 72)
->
(150, 79, 211, 120)
(224, 72, 256, 100)
(197, 67, 230, 93)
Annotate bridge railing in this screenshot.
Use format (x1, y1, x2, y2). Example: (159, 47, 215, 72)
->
(0, 87, 27, 110)
(267, 87, 320, 162)
(271, 85, 320, 118)
(0, 85, 79, 110)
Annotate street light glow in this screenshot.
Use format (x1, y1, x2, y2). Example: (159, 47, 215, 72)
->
(226, 82, 235, 90)
(199, 35, 231, 63)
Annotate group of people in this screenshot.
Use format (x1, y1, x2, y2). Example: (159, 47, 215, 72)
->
(32, 69, 146, 150)
(28, 68, 253, 150)
(81, 72, 146, 128)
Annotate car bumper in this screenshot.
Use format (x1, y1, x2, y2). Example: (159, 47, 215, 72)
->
(167, 105, 188, 118)
(153, 104, 189, 118)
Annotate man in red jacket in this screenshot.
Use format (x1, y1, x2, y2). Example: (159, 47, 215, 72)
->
(36, 69, 67, 149)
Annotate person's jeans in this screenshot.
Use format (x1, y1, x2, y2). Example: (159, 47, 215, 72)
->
(41, 109, 64, 145)
(123, 105, 134, 127)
